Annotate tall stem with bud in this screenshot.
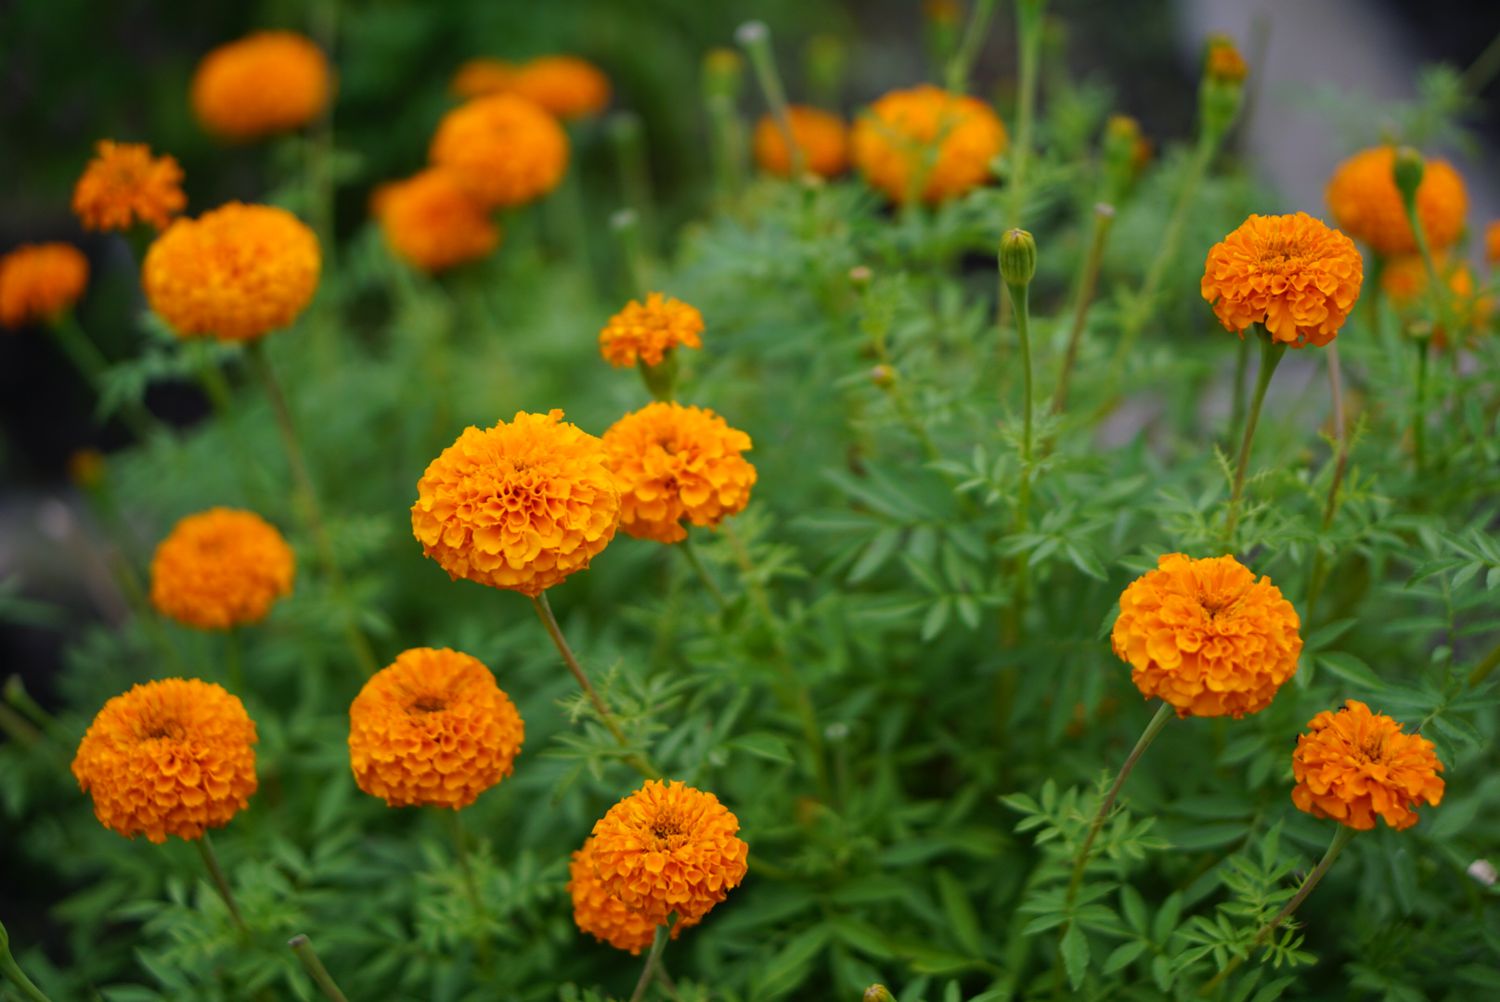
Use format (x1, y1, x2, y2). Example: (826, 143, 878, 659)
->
(737, 22, 804, 178)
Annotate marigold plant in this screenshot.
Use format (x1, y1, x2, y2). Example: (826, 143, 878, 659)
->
(1291, 699, 1445, 831)
(1111, 554, 1302, 718)
(411, 410, 620, 596)
(429, 94, 569, 209)
(587, 779, 749, 926)
(72, 678, 258, 844)
(143, 202, 321, 341)
(71, 140, 186, 232)
(754, 105, 850, 178)
(568, 836, 664, 954)
(598, 293, 704, 368)
(1200, 212, 1364, 347)
(0, 243, 88, 329)
(851, 84, 1006, 203)
(149, 508, 295, 630)
(603, 402, 756, 544)
(191, 31, 331, 141)
(373, 168, 500, 273)
(1325, 146, 1468, 257)
(509, 56, 611, 120)
(348, 647, 524, 809)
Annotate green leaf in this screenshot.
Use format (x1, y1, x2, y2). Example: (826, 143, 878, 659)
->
(1061, 924, 1090, 989)
(936, 869, 986, 959)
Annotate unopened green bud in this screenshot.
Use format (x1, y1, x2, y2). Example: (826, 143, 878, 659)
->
(864, 985, 897, 1002)
(869, 363, 896, 388)
(1102, 114, 1146, 201)
(703, 48, 745, 101)
(1392, 147, 1425, 208)
(1000, 228, 1037, 288)
(849, 265, 873, 290)
(1198, 35, 1246, 140)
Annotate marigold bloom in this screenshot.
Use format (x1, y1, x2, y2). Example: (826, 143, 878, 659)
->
(412, 410, 619, 596)
(430, 94, 569, 210)
(1111, 553, 1302, 718)
(0, 243, 89, 330)
(589, 779, 749, 926)
(598, 293, 704, 369)
(852, 85, 1007, 204)
(191, 31, 331, 141)
(72, 141, 186, 232)
(348, 647, 524, 809)
(143, 202, 320, 341)
(1200, 212, 1363, 347)
(373, 169, 500, 273)
(568, 836, 665, 953)
(72, 678, 258, 844)
(1326, 147, 1467, 257)
(150, 508, 295, 630)
(603, 403, 756, 544)
(754, 106, 850, 178)
(1291, 699, 1444, 831)
(1487, 220, 1500, 265)
(509, 56, 611, 120)
(451, 58, 517, 99)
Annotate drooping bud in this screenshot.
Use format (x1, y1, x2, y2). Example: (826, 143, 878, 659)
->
(1000, 228, 1038, 289)
(1392, 146, 1426, 210)
(864, 985, 898, 1002)
(1198, 34, 1247, 141)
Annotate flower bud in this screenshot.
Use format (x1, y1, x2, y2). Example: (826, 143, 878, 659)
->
(848, 265, 873, 290)
(1102, 115, 1146, 201)
(869, 363, 896, 388)
(1392, 147, 1425, 209)
(1198, 35, 1247, 140)
(864, 985, 897, 1002)
(1203, 34, 1248, 83)
(1000, 228, 1037, 288)
(703, 48, 745, 101)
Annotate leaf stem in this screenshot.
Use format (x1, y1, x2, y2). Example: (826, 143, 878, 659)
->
(289, 934, 351, 1002)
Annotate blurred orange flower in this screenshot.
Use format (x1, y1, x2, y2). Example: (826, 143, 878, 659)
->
(373, 168, 500, 273)
(1486, 220, 1500, 265)
(852, 85, 1006, 203)
(1326, 146, 1467, 257)
(451, 58, 517, 99)
(754, 106, 850, 178)
(348, 647, 524, 809)
(191, 31, 331, 141)
(150, 508, 295, 630)
(0, 243, 88, 329)
(72, 141, 186, 232)
(509, 56, 611, 120)
(1201, 212, 1363, 347)
(430, 94, 569, 209)
(598, 293, 704, 369)
(73, 678, 258, 843)
(1291, 699, 1444, 831)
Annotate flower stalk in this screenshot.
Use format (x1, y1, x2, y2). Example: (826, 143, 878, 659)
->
(1001, 229, 1038, 648)
(943, 0, 998, 94)
(628, 919, 672, 1002)
(289, 934, 351, 1002)
(737, 21, 804, 178)
(196, 833, 249, 937)
(1051, 203, 1115, 416)
(0, 920, 54, 1002)
(1221, 329, 1286, 550)
(1006, 0, 1047, 226)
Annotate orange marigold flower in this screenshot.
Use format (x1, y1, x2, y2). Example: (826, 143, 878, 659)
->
(72, 678, 258, 844)
(0, 243, 89, 330)
(1326, 146, 1467, 257)
(509, 56, 612, 120)
(72, 141, 186, 232)
(191, 31, 331, 142)
(373, 169, 500, 273)
(1111, 553, 1302, 718)
(852, 84, 1007, 204)
(412, 410, 620, 596)
(348, 647, 524, 809)
(451, 58, 517, 99)
(588, 779, 749, 926)
(1201, 212, 1364, 347)
(430, 94, 569, 210)
(603, 402, 756, 544)
(150, 508, 295, 630)
(1291, 699, 1444, 831)
(754, 106, 850, 178)
(598, 293, 704, 369)
(568, 836, 667, 953)
(1381, 254, 1491, 350)
(143, 202, 320, 341)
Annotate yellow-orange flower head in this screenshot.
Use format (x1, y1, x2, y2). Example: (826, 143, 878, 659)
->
(348, 647, 524, 809)
(430, 94, 569, 210)
(72, 678, 258, 844)
(852, 85, 1007, 204)
(412, 410, 620, 596)
(568, 836, 664, 954)
(598, 293, 704, 369)
(373, 169, 500, 273)
(451, 58, 517, 99)
(1201, 212, 1363, 347)
(509, 56, 611, 120)
(191, 31, 331, 142)
(588, 779, 749, 926)
(754, 106, 850, 178)
(0, 243, 89, 330)
(72, 141, 186, 232)
(150, 508, 295, 630)
(143, 202, 320, 341)
(1291, 699, 1444, 831)
(1111, 553, 1302, 718)
(1326, 147, 1467, 257)
(603, 403, 756, 544)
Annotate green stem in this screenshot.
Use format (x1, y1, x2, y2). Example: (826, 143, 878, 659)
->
(1305, 344, 1350, 621)
(944, 0, 998, 94)
(288, 934, 351, 1002)
(443, 808, 491, 970)
(678, 535, 728, 613)
(530, 592, 657, 779)
(1228, 335, 1250, 444)
(1466, 636, 1500, 688)
(1199, 826, 1354, 996)
(0, 922, 54, 1002)
(628, 922, 671, 1002)
(737, 22, 805, 178)
(1413, 337, 1430, 474)
(611, 209, 651, 299)
(1050, 203, 1115, 417)
(1006, 0, 1046, 226)
(196, 834, 249, 936)
(49, 313, 159, 441)
(609, 112, 655, 246)
(1459, 28, 1500, 95)
(1221, 331, 1286, 551)
(1005, 274, 1035, 647)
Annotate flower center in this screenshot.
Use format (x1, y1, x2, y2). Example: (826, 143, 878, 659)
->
(140, 718, 186, 741)
(409, 697, 447, 714)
